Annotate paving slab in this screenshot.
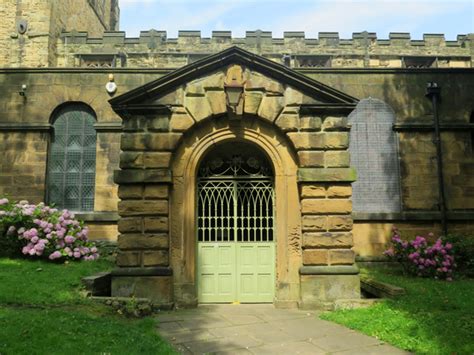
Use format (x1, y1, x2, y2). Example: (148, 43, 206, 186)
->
(158, 329, 217, 344)
(249, 341, 326, 355)
(155, 304, 409, 354)
(310, 331, 382, 352)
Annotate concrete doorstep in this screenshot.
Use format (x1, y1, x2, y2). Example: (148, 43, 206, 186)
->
(155, 304, 410, 355)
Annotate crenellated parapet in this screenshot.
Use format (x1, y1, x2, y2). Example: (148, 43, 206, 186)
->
(57, 30, 474, 68)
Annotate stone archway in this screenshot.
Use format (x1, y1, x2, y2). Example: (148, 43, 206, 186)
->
(110, 47, 360, 309)
(170, 116, 301, 308)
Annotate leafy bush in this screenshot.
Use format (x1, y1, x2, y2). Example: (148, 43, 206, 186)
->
(384, 227, 454, 280)
(442, 234, 474, 276)
(0, 198, 99, 262)
(0, 198, 29, 258)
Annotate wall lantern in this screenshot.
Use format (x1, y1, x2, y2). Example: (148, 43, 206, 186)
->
(224, 77, 244, 114)
(19, 84, 27, 97)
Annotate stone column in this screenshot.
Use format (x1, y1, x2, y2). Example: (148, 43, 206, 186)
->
(111, 112, 180, 307)
(287, 115, 360, 309)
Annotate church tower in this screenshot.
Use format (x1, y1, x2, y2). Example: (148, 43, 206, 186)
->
(0, 0, 120, 67)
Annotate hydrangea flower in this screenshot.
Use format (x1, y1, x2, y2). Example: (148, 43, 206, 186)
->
(0, 198, 99, 262)
(384, 227, 455, 280)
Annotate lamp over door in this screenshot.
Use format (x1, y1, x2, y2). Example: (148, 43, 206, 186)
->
(224, 76, 244, 118)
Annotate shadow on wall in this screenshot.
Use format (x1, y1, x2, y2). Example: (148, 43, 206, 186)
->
(381, 72, 474, 212)
(350, 71, 474, 256)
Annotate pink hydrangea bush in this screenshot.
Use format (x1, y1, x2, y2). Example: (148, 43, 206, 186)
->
(384, 227, 455, 280)
(0, 198, 99, 262)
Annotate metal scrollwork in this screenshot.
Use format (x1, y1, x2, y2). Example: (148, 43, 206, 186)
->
(199, 154, 271, 178)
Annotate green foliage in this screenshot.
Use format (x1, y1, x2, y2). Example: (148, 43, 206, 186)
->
(321, 268, 474, 354)
(0, 307, 175, 355)
(0, 258, 113, 305)
(0, 225, 23, 258)
(0, 258, 176, 354)
(0, 198, 99, 261)
(442, 234, 474, 276)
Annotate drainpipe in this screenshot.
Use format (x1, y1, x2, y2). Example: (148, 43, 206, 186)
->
(426, 82, 448, 236)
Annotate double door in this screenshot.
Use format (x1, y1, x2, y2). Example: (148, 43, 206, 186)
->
(196, 178, 275, 303)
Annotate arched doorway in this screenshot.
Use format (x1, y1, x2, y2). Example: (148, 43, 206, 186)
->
(196, 142, 275, 303)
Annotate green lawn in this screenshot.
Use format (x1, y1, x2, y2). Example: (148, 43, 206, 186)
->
(0, 258, 175, 355)
(321, 268, 474, 355)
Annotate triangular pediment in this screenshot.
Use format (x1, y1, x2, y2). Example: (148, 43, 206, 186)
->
(109, 46, 358, 114)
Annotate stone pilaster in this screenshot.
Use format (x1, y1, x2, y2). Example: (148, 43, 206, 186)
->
(111, 112, 176, 305)
(293, 115, 360, 309)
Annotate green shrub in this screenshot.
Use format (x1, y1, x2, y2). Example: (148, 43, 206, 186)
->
(0, 224, 23, 258)
(0, 197, 99, 262)
(442, 234, 474, 276)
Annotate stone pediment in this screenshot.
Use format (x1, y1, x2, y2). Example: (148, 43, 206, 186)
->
(109, 46, 358, 120)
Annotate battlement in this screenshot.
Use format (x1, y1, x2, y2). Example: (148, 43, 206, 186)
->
(61, 30, 471, 47)
(57, 30, 474, 69)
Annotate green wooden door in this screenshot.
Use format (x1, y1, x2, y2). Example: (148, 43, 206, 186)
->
(197, 169, 275, 303)
(237, 243, 275, 303)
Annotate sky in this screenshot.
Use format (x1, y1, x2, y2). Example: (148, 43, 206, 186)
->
(118, 0, 474, 40)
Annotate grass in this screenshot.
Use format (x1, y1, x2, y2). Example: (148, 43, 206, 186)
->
(321, 268, 474, 355)
(0, 257, 176, 355)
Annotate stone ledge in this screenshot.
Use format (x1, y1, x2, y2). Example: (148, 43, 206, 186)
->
(361, 275, 406, 298)
(0, 123, 52, 131)
(111, 275, 173, 305)
(111, 266, 173, 276)
(93, 122, 123, 131)
(82, 272, 111, 296)
(298, 168, 357, 182)
(353, 211, 474, 221)
(299, 265, 359, 275)
(114, 169, 172, 184)
(75, 211, 119, 222)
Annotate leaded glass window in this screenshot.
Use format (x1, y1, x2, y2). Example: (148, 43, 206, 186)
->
(47, 104, 97, 211)
(348, 98, 402, 213)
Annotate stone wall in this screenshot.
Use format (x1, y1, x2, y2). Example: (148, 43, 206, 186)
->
(354, 220, 474, 258)
(0, 1, 17, 67)
(1, 0, 51, 67)
(0, 131, 48, 203)
(56, 31, 474, 68)
(0, 0, 119, 67)
(0, 68, 472, 247)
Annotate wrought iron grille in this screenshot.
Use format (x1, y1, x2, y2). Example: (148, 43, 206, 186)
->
(348, 98, 402, 213)
(47, 105, 97, 211)
(197, 179, 274, 243)
(197, 146, 274, 243)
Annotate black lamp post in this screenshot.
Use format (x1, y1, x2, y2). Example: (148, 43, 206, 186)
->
(426, 82, 448, 236)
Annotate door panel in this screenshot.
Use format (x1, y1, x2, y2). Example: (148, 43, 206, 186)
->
(237, 243, 274, 302)
(198, 243, 235, 303)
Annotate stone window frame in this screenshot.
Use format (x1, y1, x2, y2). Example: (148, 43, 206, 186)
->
(46, 102, 98, 212)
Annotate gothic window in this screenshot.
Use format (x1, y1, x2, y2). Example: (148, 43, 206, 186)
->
(348, 98, 402, 213)
(47, 104, 97, 211)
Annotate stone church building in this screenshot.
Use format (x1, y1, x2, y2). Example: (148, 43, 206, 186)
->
(1, 0, 473, 308)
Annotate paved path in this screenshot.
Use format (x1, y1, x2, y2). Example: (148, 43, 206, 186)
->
(155, 304, 409, 354)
